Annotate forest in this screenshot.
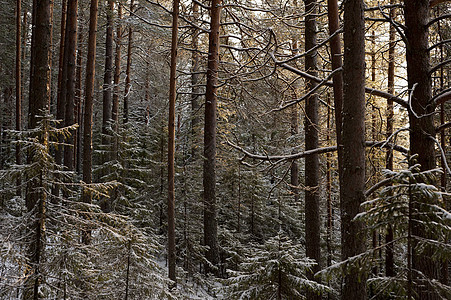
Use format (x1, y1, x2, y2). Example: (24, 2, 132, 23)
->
(0, 0, 450, 299)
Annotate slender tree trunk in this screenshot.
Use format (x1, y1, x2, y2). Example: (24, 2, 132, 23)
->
(341, 0, 367, 299)
(123, 0, 134, 124)
(27, 0, 36, 125)
(15, 0, 22, 194)
(438, 10, 449, 286)
(290, 41, 299, 204)
(304, 1, 321, 298)
(102, 0, 114, 144)
(167, 0, 180, 284)
(203, 0, 222, 276)
(64, 0, 78, 171)
(82, 0, 99, 244)
(112, 2, 122, 130)
(404, 1, 439, 298)
(75, 29, 83, 174)
(191, 0, 200, 158)
(385, 0, 396, 278)
(55, 0, 68, 168)
(75, 30, 82, 171)
(290, 103, 299, 202)
(326, 0, 343, 149)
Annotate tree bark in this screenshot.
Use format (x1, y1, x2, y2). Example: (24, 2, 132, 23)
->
(102, 0, 114, 144)
(75, 29, 83, 174)
(341, 0, 367, 299)
(55, 0, 68, 168)
(123, 0, 134, 124)
(15, 0, 22, 193)
(112, 2, 122, 129)
(304, 1, 321, 298)
(26, 0, 52, 297)
(385, 0, 396, 278)
(64, 0, 78, 171)
(326, 0, 343, 149)
(82, 0, 99, 244)
(191, 0, 200, 158)
(404, 1, 439, 298)
(203, 0, 222, 276)
(167, 0, 180, 284)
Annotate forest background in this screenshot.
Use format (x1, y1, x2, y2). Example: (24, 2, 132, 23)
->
(0, 0, 450, 299)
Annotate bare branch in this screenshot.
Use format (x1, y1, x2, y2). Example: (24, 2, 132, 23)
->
(271, 57, 408, 108)
(226, 140, 408, 163)
(427, 13, 451, 27)
(430, 0, 451, 8)
(432, 89, 451, 106)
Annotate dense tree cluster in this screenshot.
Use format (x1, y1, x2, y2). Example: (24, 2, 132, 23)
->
(0, 0, 450, 299)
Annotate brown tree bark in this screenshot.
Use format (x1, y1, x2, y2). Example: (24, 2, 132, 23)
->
(326, 0, 343, 148)
(63, 0, 78, 170)
(102, 0, 114, 142)
(55, 0, 68, 168)
(26, 0, 52, 297)
(404, 1, 439, 298)
(203, 0, 222, 276)
(15, 0, 22, 191)
(385, 0, 396, 278)
(303, 1, 321, 298)
(75, 29, 83, 174)
(341, 0, 367, 299)
(191, 0, 200, 158)
(167, 0, 180, 284)
(112, 2, 122, 160)
(82, 0, 99, 244)
(112, 2, 122, 128)
(123, 0, 134, 124)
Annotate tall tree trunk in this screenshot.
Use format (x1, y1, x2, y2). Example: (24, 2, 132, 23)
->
(191, 0, 200, 158)
(341, 0, 367, 299)
(438, 8, 449, 286)
(167, 0, 180, 284)
(75, 29, 83, 174)
(290, 41, 299, 204)
(15, 0, 22, 194)
(64, 0, 78, 171)
(55, 0, 68, 168)
(26, 0, 52, 297)
(304, 1, 321, 298)
(326, 0, 343, 149)
(82, 0, 99, 244)
(290, 103, 299, 202)
(385, 0, 396, 278)
(102, 0, 114, 144)
(203, 0, 221, 276)
(404, 1, 439, 298)
(112, 2, 122, 133)
(123, 0, 134, 124)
